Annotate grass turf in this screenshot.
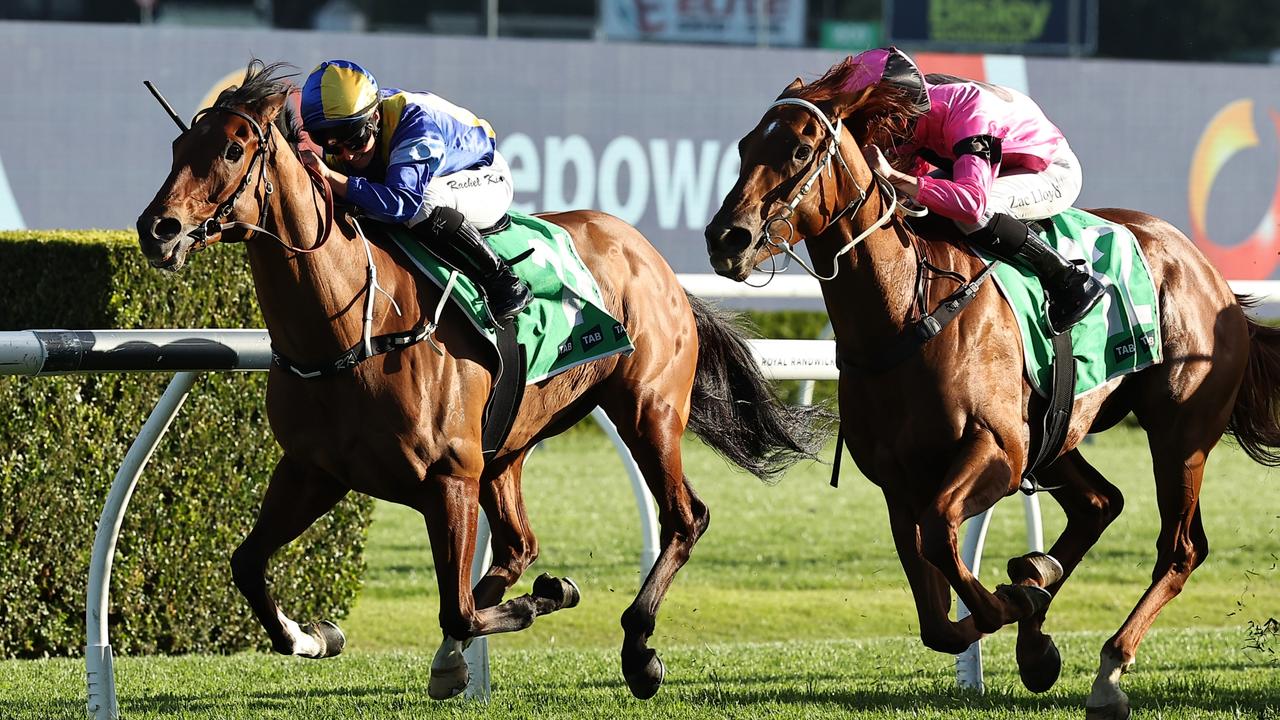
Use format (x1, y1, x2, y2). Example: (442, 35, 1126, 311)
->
(2, 424, 1278, 718)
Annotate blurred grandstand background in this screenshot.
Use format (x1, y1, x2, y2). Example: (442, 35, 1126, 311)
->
(5, 0, 1280, 63)
(2, 1, 1279, 294)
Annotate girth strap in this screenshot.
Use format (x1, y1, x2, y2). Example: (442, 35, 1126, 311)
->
(1020, 330, 1076, 493)
(481, 324, 527, 457)
(271, 325, 433, 379)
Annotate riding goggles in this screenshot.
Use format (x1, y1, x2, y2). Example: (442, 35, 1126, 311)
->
(311, 120, 375, 154)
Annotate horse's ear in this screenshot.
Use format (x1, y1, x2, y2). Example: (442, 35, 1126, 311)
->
(249, 92, 287, 128)
(775, 77, 803, 100)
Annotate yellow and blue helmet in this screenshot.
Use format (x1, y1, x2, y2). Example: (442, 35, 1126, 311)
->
(300, 60, 381, 134)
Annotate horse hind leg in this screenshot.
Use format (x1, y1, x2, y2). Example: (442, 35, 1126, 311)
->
(1005, 449, 1125, 694)
(601, 393, 709, 700)
(1085, 445, 1211, 720)
(229, 455, 350, 659)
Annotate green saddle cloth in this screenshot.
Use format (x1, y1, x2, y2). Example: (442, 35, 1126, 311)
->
(389, 211, 633, 383)
(976, 208, 1162, 398)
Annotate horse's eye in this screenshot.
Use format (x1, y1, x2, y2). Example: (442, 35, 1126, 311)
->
(224, 142, 244, 162)
(794, 145, 813, 162)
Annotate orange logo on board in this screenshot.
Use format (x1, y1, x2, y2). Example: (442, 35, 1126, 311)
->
(1188, 99, 1280, 279)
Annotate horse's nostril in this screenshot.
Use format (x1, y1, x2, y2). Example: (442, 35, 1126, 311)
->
(719, 226, 753, 254)
(153, 217, 182, 241)
(705, 223, 752, 252)
(704, 224, 729, 248)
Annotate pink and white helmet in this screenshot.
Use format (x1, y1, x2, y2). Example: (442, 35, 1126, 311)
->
(845, 47, 931, 115)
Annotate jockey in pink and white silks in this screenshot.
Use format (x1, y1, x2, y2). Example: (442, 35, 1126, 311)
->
(853, 47, 1104, 335)
(299, 59, 530, 326)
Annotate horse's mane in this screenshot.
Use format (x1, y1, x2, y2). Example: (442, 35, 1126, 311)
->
(783, 56, 923, 154)
(215, 59, 303, 144)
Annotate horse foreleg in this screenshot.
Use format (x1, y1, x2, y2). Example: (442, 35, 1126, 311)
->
(470, 459, 584, 625)
(476, 454, 581, 623)
(917, 429, 1029, 634)
(1085, 448, 1210, 720)
(416, 471, 483, 700)
(1008, 449, 1125, 694)
(419, 469, 579, 700)
(229, 455, 350, 659)
(427, 451, 584, 695)
(882, 496, 982, 654)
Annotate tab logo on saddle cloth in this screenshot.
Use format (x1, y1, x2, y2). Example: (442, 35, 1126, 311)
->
(580, 325, 605, 351)
(1111, 331, 1158, 364)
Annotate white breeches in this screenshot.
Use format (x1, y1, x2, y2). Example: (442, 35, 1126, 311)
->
(956, 145, 1083, 234)
(409, 150, 514, 230)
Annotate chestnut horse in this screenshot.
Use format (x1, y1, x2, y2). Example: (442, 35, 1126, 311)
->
(135, 61, 827, 701)
(705, 62, 1280, 719)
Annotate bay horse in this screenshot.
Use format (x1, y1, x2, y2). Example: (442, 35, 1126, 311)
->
(705, 61, 1280, 719)
(135, 60, 827, 701)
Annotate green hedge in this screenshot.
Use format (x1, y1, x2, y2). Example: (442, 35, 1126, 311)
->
(0, 231, 374, 659)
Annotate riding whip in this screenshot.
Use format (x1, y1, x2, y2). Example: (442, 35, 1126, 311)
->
(143, 80, 188, 132)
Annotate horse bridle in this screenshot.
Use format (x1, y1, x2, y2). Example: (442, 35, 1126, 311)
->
(755, 97, 903, 282)
(146, 86, 412, 376)
(183, 105, 332, 254)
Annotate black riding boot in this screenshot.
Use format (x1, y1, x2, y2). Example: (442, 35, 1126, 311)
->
(414, 206, 532, 326)
(969, 213, 1105, 335)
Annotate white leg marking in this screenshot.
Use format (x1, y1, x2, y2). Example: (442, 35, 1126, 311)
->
(428, 635, 471, 700)
(278, 610, 322, 657)
(432, 636, 467, 672)
(1086, 650, 1132, 709)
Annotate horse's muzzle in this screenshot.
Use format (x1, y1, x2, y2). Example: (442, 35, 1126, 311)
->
(136, 212, 194, 270)
(704, 222, 756, 279)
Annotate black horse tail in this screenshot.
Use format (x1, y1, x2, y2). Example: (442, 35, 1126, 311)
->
(1227, 296, 1280, 466)
(685, 293, 834, 481)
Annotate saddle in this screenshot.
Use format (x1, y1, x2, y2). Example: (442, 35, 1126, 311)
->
(357, 210, 634, 458)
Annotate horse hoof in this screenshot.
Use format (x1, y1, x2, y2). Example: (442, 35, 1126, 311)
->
(623, 650, 665, 700)
(997, 583, 1053, 618)
(532, 573, 581, 609)
(562, 577, 581, 609)
(303, 621, 345, 659)
(1085, 700, 1132, 720)
(1016, 633, 1061, 693)
(1007, 552, 1065, 587)
(428, 662, 469, 700)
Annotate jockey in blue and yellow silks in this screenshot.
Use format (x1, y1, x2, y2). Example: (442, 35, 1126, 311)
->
(299, 59, 530, 326)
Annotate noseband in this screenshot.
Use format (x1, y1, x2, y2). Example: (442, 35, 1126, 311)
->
(755, 97, 903, 281)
